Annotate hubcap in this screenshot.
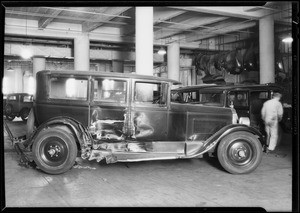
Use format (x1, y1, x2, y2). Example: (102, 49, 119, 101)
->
(228, 141, 253, 166)
(40, 137, 68, 166)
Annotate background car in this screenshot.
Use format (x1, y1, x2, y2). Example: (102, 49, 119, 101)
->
(4, 93, 33, 121)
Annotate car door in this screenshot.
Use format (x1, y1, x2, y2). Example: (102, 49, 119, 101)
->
(129, 80, 169, 141)
(89, 77, 129, 141)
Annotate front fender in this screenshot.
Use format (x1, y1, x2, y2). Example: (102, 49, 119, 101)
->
(188, 124, 264, 157)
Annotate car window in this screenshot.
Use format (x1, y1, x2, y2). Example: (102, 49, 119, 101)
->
(49, 76, 88, 100)
(198, 93, 224, 106)
(7, 95, 16, 101)
(23, 95, 33, 102)
(228, 91, 248, 107)
(93, 79, 127, 103)
(134, 82, 167, 106)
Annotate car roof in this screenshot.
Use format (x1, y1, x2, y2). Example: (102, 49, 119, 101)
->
(172, 84, 283, 92)
(6, 93, 32, 96)
(37, 70, 181, 85)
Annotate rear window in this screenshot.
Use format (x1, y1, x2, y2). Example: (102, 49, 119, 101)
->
(49, 76, 88, 100)
(7, 95, 16, 101)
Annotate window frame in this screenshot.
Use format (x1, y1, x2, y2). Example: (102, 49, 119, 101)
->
(132, 80, 168, 108)
(92, 77, 129, 106)
(48, 75, 89, 103)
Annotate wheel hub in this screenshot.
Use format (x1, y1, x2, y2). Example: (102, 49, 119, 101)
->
(48, 145, 61, 157)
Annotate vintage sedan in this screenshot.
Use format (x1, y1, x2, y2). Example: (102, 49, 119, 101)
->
(4, 93, 33, 121)
(17, 70, 264, 175)
(171, 84, 292, 136)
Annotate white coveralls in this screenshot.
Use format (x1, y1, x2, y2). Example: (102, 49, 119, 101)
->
(261, 98, 283, 151)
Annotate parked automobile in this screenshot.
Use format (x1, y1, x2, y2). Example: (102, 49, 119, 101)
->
(4, 93, 33, 121)
(171, 84, 292, 136)
(18, 70, 264, 175)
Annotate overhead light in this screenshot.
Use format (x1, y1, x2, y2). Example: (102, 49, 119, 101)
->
(158, 47, 166, 55)
(21, 48, 33, 59)
(282, 37, 293, 43)
(7, 67, 14, 72)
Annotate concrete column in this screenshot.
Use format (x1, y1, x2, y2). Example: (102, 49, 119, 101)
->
(167, 42, 180, 81)
(112, 60, 124, 73)
(191, 68, 197, 85)
(135, 7, 153, 76)
(259, 15, 275, 84)
(74, 33, 90, 71)
(33, 57, 46, 78)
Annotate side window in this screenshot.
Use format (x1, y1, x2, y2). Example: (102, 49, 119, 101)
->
(134, 82, 167, 106)
(8, 95, 16, 101)
(199, 92, 224, 106)
(49, 76, 88, 100)
(23, 95, 33, 102)
(228, 91, 248, 107)
(94, 79, 127, 103)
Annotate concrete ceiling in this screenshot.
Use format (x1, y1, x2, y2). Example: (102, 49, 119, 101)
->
(4, 3, 293, 51)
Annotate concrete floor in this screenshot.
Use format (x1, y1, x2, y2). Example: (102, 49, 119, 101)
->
(3, 117, 293, 211)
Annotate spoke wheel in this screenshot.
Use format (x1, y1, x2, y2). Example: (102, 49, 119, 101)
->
(33, 127, 77, 174)
(217, 131, 262, 174)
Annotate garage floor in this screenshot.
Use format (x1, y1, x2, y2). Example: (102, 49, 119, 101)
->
(3, 118, 293, 211)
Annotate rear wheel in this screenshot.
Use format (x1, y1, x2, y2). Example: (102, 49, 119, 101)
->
(20, 108, 30, 121)
(32, 128, 77, 174)
(217, 131, 262, 174)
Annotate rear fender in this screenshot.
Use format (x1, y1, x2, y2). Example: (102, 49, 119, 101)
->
(24, 115, 93, 153)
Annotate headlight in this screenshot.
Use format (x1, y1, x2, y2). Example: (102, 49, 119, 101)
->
(239, 117, 250, 126)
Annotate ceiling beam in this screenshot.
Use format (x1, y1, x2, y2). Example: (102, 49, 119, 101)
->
(168, 6, 269, 20)
(38, 9, 62, 29)
(185, 21, 257, 42)
(155, 16, 229, 40)
(82, 7, 131, 32)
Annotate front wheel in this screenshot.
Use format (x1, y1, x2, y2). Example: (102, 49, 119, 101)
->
(20, 108, 30, 121)
(217, 131, 262, 174)
(32, 128, 78, 175)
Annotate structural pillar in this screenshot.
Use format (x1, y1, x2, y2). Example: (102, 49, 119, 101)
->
(259, 15, 275, 84)
(74, 33, 90, 71)
(33, 56, 46, 78)
(167, 42, 180, 81)
(112, 60, 124, 73)
(135, 7, 153, 76)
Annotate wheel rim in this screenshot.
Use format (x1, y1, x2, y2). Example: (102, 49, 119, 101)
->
(39, 136, 69, 167)
(227, 140, 253, 166)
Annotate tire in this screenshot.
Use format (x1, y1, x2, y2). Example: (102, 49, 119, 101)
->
(6, 114, 15, 121)
(217, 131, 262, 174)
(20, 108, 30, 121)
(32, 127, 78, 175)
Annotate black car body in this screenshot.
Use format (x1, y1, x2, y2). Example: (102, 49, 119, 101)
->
(171, 84, 292, 136)
(4, 93, 33, 121)
(19, 70, 264, 175)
